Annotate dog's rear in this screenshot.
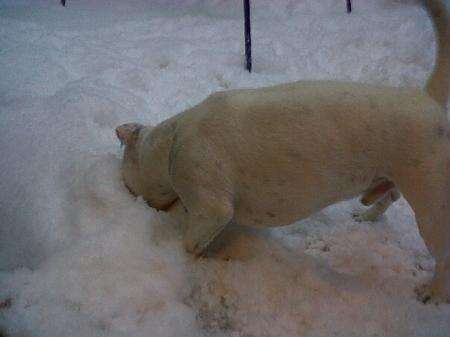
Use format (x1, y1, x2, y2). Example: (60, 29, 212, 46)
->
(358, 0, 449, 221)
(424, 0, 449, 109)
(406, 0, 450, 303)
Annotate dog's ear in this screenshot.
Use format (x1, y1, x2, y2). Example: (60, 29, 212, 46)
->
(115, 123, 144, 146)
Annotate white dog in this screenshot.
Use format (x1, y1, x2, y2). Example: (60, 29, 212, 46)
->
(116, 0, 449, 303)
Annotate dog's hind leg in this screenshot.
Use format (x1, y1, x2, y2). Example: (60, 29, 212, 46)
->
(414, 201, 450, 304)
(396, 165, 450, 303)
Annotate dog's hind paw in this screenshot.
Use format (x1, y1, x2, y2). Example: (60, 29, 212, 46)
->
(415, 283, 450, 305)
(415, 284, 433, 304)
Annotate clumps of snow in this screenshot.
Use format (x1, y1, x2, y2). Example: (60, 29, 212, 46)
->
(0, 0, 449, 336)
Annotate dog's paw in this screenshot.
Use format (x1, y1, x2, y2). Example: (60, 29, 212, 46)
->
(415, 283, 450, 305)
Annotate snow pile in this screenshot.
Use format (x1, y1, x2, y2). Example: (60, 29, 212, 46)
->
(0, 0, 449, 336)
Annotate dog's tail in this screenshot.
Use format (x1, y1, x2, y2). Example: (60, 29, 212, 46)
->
(423, 0, 449, 110)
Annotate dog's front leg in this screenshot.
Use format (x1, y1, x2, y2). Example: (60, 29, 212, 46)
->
(170, 160, 234, 256)
(182, 194, 234, 257)
(169, 139, 235, 256)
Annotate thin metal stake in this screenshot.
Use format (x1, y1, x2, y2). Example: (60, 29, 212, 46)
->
(243, 0, 252, 72)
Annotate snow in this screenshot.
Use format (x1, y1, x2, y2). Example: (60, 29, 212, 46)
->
(0, 0, 449, 336)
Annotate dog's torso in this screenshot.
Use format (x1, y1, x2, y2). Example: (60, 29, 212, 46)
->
(135, 81, 447, 227)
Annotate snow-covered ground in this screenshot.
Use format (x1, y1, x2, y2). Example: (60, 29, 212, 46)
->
(0, 0, 449, 336)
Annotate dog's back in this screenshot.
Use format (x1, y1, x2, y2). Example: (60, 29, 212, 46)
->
(172, 80, 446, 227)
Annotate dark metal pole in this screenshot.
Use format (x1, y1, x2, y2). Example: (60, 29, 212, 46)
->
(346, 0, 352, 13)
(61, 0, 66, 6)
(243, 0, 252, 72)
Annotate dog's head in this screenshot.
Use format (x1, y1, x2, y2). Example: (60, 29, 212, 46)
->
(116, 123, 145, 197)
(116, 122, 178, 210)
